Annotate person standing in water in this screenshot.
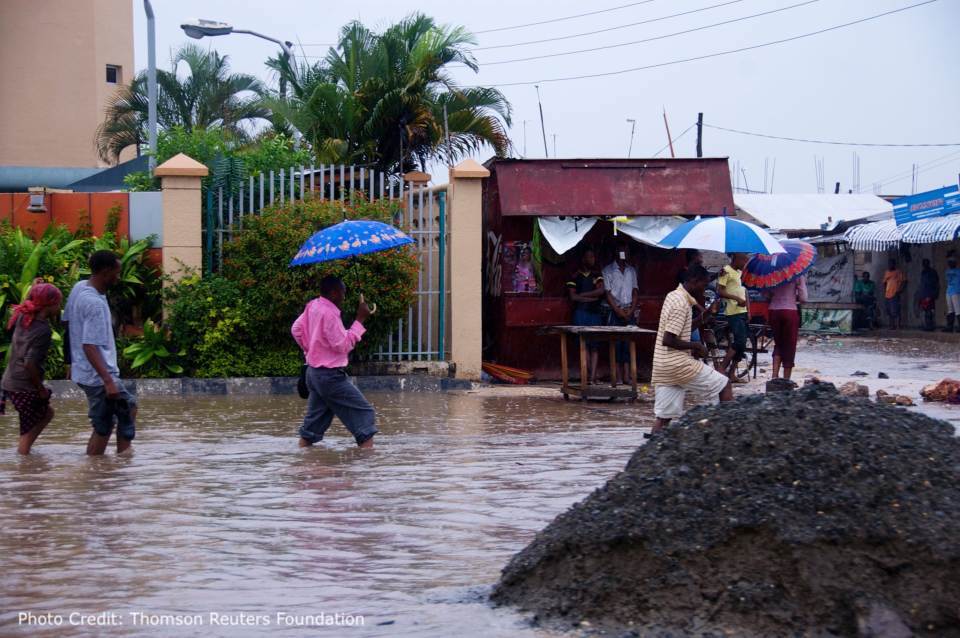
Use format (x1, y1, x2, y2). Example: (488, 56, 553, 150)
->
(292, 276, 378, 449)
(1, 282, 62, 455)
(64, 250, 137, 455)
(767, 275, 808, 381)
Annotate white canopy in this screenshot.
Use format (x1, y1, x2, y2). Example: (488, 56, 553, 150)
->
(536, 216, 684, 255)
(845, 213, 960, 250)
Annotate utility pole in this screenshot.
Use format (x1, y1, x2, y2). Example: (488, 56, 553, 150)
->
(662, 108, 675, 158)
(535, 85, 549, 158)
(552, 134, 557, 158)
(626, 118, 636, 158)
(696, 112, 703, 158)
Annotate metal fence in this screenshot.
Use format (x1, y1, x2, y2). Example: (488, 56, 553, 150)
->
(206, 164, 449, 362)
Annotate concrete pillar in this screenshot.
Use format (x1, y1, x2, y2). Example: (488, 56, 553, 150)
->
(448, 159, 489, 380)
(154, 153, 208, 284)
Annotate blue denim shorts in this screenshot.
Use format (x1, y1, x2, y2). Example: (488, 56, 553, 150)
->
(79, 383, 137, 440)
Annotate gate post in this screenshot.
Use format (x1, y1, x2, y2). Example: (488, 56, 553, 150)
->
(448, 159, 489, 380)
(155, 153, 208, 284)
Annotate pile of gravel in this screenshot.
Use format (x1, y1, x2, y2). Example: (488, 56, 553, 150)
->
(492, 384, 960, 636)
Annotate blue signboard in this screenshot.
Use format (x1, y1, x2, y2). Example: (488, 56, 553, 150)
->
(892, 185, 960, 226)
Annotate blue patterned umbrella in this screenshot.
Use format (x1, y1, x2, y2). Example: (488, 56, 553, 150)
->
(290, 220, 413, 266)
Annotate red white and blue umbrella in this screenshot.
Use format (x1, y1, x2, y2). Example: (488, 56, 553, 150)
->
(742, 239, 816, 291)
(290, 220, 413, 266)
(658, 217, 786, 255)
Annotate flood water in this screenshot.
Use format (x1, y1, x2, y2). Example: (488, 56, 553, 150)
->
(0, 393, 653, 637)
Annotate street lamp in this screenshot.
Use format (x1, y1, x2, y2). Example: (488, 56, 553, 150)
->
(626, 118, 636, 158)
(144, 1, 157, 170)
(180, 19, 295, 96)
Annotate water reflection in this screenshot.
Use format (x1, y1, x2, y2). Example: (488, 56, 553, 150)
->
(0, 393, 647, 637)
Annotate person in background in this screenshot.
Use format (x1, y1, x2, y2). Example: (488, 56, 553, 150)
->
(716, 252, 750, 382)
(918, 258, 940, 332)
(513, 246, 538, 292)
(882, 259, 907, 330)
(944, 256, 960, 333)
(566, 248, 605, 385)
(292, 275, 378, 449)
(1, 283, 62, 455)
(64, 250, 137, 456)
(853, 271, 877, 329)
(603, 241, 640, 385)
(650, 265, 732, 436)
(767, 275, 808, 381)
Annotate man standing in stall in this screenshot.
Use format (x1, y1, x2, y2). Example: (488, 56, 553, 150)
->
(603, 241, 640, 385)
(567, 248, 605, 385)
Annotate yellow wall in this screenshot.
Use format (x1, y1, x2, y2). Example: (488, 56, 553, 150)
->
(0, 0, 134, 168)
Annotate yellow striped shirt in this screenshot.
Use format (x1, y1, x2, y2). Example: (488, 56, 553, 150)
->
(652, 285, 703, 386)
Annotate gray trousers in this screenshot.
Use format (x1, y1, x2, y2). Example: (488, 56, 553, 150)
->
(299, 367, 378, 445)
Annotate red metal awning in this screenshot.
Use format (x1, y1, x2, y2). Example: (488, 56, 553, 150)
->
(487, 158, 734, 217)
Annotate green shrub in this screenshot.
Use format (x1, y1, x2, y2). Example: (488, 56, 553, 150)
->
(220, 194, 419, 358)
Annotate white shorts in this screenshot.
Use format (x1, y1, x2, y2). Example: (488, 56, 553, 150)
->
(654, 363, 730, 420)
(947, 293, 960, 315)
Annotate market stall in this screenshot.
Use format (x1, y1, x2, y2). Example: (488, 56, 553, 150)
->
(482, 157, 735, 380)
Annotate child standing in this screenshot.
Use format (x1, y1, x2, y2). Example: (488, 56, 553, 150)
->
(2, 283, 62, 454)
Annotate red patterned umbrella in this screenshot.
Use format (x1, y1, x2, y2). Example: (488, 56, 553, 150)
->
(742, 240, 816, 291)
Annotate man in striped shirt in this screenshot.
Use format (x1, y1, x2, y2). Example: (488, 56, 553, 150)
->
(651, 265, 732, 436)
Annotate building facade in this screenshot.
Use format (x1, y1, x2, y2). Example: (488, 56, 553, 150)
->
(0, 0, 134, 169)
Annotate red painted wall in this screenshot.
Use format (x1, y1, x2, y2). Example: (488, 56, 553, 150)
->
(2, 192, 129, 239)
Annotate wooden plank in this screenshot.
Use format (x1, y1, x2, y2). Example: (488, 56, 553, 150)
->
(578, 335, 588, 401)
(559, 332, 569, 395)
(609, 338, 617, 388)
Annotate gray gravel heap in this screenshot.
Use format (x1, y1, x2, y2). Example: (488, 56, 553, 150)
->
(492, 383, 960, 637)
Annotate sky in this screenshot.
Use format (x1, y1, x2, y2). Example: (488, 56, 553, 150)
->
(134, 0, 960, 195)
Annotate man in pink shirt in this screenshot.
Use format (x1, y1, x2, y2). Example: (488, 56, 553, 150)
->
(292, 276, 377, 448)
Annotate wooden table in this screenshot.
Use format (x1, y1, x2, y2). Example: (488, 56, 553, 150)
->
(548, 325, 657, 402)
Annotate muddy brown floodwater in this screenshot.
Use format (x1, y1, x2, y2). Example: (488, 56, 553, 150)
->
(0, 392, 654, 637)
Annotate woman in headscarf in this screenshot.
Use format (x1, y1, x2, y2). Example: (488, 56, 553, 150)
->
(2, 281, 62, 454)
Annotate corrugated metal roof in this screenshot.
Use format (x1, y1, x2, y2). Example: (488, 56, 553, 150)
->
(843, 213, 960, 250)
(487, 158, 734, 217)
(734, 194, 893, 231)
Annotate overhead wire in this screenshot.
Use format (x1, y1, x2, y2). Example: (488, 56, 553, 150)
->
(474, 0, 659, 34)
(477, 0, 820, 66)
(704, 123, 960, 147)
(651, 123, 697, 157)
(470, 0, 942, 87)
(473, 0, 747, 50)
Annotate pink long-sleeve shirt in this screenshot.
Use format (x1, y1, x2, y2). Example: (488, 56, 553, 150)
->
(291, 297, 366, 368)
(768, 277, 809, 311)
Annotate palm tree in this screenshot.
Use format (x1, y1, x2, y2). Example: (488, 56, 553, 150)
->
(96, 44, 269, 164)
(267, 14, 512, 174)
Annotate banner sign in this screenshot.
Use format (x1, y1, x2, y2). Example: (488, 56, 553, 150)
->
(892, 185, 960, 226)
(806, 251, 854, 303)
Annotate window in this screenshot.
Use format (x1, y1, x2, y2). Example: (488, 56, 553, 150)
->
(106, 65, 121, 84)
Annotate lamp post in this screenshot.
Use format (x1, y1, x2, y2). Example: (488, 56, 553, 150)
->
(180, 19, 294, 96)
(144, 0, 157, 170)
(626, 118, 636, 158)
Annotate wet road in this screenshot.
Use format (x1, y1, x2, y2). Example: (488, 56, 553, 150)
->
(0, 393, 653, 637)
(779, 336, 960, 429)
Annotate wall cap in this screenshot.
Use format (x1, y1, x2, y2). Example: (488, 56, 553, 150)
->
(155, 153, 209, 177)
(450, 159, 490, 179)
